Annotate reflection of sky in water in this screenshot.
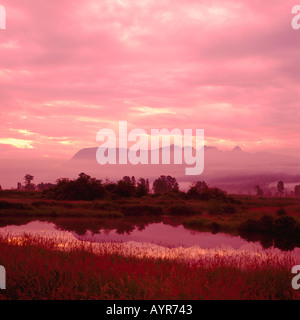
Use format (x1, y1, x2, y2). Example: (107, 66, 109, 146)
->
(79, 223, 248, 249)
(1, 220, 300, 257)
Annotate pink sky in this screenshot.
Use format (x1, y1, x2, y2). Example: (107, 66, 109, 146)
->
(1, 0, 300, 161)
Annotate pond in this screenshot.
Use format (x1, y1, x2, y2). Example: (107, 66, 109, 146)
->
(0, 218, 300, 258)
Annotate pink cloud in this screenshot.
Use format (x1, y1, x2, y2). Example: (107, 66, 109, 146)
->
(0, 0, 299, 163)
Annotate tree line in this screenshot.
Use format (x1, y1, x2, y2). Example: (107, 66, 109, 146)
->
(4, 173, 300, 201)
(255, 180, 300, 197)
(10, 172, 232, 201)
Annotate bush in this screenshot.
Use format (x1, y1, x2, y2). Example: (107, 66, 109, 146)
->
(273, 216, 297, 236)
(152, 175, 179, 194)
(276, 208, 287, 216)
(257, 215, 274, 234)
(168, 204, 197, 216)
(207, 200, 237, 215)
(239, 215, 274, 235)
(187, 186, 228, 202)
(43, 173, 105, 201)
(115, 176, 136, 198)
(238, 215, 300, 250)
(136, 178, 149, 198)
(238, 219, 258, 234)
(0, 201, 31, 210)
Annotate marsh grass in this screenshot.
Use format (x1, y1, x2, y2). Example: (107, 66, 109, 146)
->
(0, 234, 299, 300)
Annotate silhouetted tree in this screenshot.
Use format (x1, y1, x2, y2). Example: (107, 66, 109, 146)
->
(152, 175, 179, 194)
(277, 207, 287, 216)
(187, 181, 208, 198)
(131, 176, 136, 187)
(294, 185, 300, 197)
(44, 173, 105, 200)
(24, 174, 35, 190)
(187, 181, 229, 202)
(192, 181, 208, 192)
(255, 185, 264, 196)
(116, 176, 136, 197)
(103, 181, 118, 194)
(277, 181, 285, 196)
(136, 178, 149, 197)
(37, 182, 55, 191)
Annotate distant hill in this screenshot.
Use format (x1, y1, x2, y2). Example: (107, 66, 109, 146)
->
(2, 145, 300, 192)
(67, 145, 300, 193)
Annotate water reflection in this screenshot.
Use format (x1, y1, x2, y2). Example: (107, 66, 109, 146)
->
(77, 223, 249, 249)
(0, 217, 299, 256)
(0, 216, 181, 236)
(239, 231, 300, 252)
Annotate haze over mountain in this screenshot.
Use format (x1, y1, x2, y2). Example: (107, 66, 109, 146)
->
(67, 145, 300, 193)
(1, 144, 300, 194)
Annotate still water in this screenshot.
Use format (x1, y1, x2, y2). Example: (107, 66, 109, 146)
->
(0, 218, 300, 257)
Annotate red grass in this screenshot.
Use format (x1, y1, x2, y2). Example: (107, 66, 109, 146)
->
(0, 235, 299, 300)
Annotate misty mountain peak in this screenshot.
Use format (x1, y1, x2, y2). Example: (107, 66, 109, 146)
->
(232, 145, 243, 152)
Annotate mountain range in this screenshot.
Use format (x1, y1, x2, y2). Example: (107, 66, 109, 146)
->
(68, 145, 300, 193)
(2, 145, 299, 193)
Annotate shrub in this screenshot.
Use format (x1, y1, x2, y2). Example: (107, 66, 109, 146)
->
(238, 215, 300, 251)
(0, 201, 31, 210)
(136, 178, 150, 198)
(257, 215, 274, 234)
(276, 208, 287, 216)
(186, 181, 208, 198)
(115, 176, 136, 198)
(168, 204, 197, 216)
(238, 219, 258, 234)
(43, 173, 105, 201)
(207, 200, 237, 215)
(187, 185, 229, 202)
(152, 175, 179, 194)
(239, 215, 274, 235)
(273, 216, 297, 236)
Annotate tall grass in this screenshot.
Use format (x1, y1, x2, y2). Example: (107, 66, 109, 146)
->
(0, 234, 299, 300)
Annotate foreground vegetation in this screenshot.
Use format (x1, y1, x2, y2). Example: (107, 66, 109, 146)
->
(0, 235, 299, 300)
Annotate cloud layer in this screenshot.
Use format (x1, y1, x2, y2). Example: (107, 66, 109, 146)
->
(1, 0, 300, 160)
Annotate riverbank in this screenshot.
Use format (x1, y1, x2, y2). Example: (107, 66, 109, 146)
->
(1, 191, 300, 239)
(1, 200, 299, 231)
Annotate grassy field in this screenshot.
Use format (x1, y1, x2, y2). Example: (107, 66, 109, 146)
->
(0, 234, 299, 300)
